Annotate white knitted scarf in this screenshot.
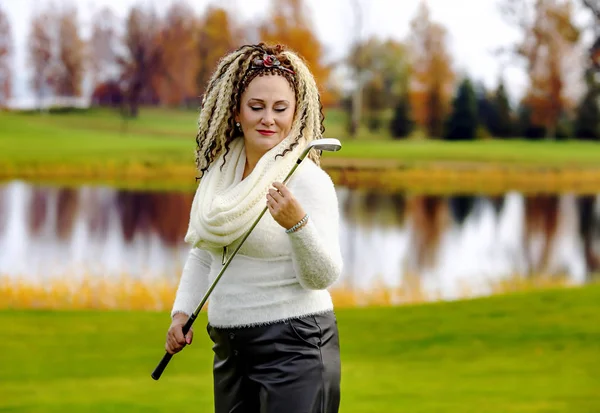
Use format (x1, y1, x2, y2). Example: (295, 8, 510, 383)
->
(185, 135, 305, 249)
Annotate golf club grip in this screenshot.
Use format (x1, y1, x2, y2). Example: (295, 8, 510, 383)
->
(151, 351, 173, 380)
(151, 313, 198, 380)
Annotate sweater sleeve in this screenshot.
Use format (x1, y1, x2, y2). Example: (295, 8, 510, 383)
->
(287, 166, 343, 290)
(170, 247, 212, 318)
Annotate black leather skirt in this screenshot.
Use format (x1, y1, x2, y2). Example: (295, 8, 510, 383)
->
(206, 310, 341, 413)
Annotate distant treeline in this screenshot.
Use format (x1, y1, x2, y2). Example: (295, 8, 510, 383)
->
(0, 0, 598, 140)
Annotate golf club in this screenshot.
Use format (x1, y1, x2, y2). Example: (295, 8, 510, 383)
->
(151, 138, 342, 381)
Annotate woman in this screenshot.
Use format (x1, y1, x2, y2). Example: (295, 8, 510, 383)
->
(164, 43, 343, 413)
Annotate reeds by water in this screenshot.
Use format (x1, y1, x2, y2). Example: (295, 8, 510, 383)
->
(0, 272, 577, 311)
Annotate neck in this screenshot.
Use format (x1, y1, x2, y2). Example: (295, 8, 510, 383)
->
(243, 148, 262, 179)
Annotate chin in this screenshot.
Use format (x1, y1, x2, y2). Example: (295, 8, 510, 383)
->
(253, 135, 285, 151)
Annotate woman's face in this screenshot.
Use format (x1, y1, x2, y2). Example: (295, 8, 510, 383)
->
(236, 74, 296, 158)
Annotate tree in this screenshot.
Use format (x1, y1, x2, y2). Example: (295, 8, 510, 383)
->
(259, 0, 334, 106)
(348, 37, 411, 131)
(574, 58, 600, 140)
(444, 77, 478, 140)
(389, 97, 413, 139)
(196, 6, 239, 98)
(157, 1, 199, 106)
(407, 1, 455, 138)
(582, 0, 600, 49)
(473, 81, 495, 136)
(574, 0, 600, 139)
(117, 5, 165, 117)
(53, 7, 85, 97)
(0, 6, 12, 107)
(479, 78, 515, 138)
(28, 10, 54, 107)
(491, 80, 515, 137)
(500, 0, 581, 138)
(517, 101, 547, 139)
(89, 7, 119, 88)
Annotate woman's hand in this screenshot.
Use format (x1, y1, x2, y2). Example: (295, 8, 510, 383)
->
(165, 313, 193, 354)
(267, 182, 306, 231)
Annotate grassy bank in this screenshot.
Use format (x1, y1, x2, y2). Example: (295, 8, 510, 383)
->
(1, 284, 599, 412)
(1, 108, 600, 192)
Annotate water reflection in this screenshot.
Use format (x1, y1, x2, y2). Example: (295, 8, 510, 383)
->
(1, 180, 599, 302)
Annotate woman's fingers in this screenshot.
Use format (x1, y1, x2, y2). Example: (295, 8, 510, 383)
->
(185, 329, 194, 345)
(172, 325, 185, 344)
(272, 182, 291, 197)
(268, 188, 284, 203)
(165, 323, 191, 354)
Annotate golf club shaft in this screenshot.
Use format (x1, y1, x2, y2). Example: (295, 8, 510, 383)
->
(151, 150, 309, 381)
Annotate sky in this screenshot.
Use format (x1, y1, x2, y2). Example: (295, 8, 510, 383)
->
(1, 0, 594, 108)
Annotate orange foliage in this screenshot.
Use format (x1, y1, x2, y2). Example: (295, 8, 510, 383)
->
(258, 0, 335, 107)
(54, 7, 85, 97)
(407, 1, 455, 138)
(156, 1, 199, 106)
(196, 7, 241, 97)
(506, 0, 581, 135)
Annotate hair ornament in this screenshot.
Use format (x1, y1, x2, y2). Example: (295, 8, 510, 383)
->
(252, 53, 295, 75)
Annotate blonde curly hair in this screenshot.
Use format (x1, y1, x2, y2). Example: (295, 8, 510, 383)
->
(194, 43, 325, 179)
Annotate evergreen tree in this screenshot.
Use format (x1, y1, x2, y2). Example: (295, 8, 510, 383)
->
(575, 86, 600, 140)
(517, 103, 546, 139)
(474, 81, 495, 135)
(491, 80, 514, 138)
(574, 40, 600, 140)
(444, 77, 478, 140)
(390, 97, 413, 139)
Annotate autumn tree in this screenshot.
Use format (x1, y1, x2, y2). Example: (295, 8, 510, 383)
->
(258, 0, 334, 106)
(407, 1, 456, 138)
(500, 0, 581, 138)
(53, 6, 85, 97)
(0, 6, 12, 107)
(155, 1, 199, 107)
(196, 6, 240, 99)
(89, 7, 119, 87)
(118, 5, 165, 117)
(28, 10, 54, 106)
(348, 37, 411, 131)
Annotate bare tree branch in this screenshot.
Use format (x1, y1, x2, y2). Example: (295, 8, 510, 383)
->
(582, 0, 600, 21)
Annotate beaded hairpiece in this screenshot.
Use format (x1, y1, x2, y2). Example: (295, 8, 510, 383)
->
(251, 53, 296, 75)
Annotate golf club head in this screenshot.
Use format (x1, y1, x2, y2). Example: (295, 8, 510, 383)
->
(307, 138, 342, 153)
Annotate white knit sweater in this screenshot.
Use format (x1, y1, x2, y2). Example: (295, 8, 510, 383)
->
(170, 159, 343, 328)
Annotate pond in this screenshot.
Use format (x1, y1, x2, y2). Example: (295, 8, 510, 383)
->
(1, 179, 599, 308)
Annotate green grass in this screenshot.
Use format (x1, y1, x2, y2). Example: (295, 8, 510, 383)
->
(1, 107, 599, 169)
(1, 285, 599, 412)
(332, 139, 600, 166)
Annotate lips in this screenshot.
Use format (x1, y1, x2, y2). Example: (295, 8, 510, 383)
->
(257, 130, 276, 136)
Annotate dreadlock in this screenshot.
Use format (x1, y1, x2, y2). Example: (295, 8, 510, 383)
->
(194, 43, 325, 180)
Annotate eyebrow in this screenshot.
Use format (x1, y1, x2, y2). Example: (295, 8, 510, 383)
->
(247, 98, 290, 105)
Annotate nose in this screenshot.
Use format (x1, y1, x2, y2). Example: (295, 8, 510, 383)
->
(261, 110, 275, 126)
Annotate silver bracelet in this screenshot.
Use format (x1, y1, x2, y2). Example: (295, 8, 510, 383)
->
(285, 214, 309, 234)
